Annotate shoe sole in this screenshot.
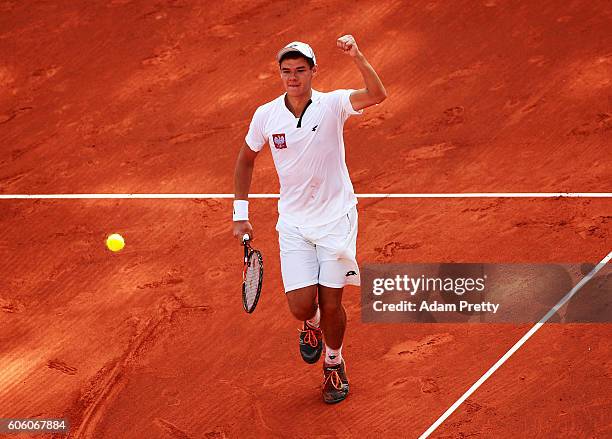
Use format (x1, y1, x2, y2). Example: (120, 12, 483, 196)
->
(301, 348, 323, 364)
(323, 388, 349, 404)
(324, 396, 348, 404)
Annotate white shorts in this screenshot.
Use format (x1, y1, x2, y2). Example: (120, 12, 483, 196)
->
(276, 205, 360, 292)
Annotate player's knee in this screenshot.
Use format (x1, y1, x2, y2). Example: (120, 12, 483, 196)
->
(319, 300, 342, 316)
(288, 302, 315, 320)
(286, 285, 317, 320)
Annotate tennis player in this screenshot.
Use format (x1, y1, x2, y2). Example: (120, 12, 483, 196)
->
(233, 35, 387, 403)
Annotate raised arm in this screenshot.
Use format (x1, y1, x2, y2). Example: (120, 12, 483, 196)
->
(336, 34, 387, 111)
(233, 143, 258, 240)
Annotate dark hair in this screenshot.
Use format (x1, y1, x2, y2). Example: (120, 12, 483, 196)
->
(279, 51, 315, 68)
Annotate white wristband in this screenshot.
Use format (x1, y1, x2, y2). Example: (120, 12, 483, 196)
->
(233, 200, 249, 221)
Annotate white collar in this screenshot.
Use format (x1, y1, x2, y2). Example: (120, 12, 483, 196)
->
(279, 88, 321, 104)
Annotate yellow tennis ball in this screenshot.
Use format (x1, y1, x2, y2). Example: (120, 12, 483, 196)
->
(106, 233, 125, 252)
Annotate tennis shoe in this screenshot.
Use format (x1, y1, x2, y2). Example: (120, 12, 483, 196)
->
(298, 321, 323, 364)
(322, 360, 349, 404)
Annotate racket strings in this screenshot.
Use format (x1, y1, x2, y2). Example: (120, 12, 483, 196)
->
(244, 253, 262, 308)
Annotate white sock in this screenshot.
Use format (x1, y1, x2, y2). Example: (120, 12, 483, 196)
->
(306, 306, 320, 327)
(325, 344, 342, 365)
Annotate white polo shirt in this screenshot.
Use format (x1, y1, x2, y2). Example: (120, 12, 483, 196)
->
(245, 89, 362, 228)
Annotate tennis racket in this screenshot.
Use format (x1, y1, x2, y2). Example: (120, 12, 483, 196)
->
(242, 234, 263, 313)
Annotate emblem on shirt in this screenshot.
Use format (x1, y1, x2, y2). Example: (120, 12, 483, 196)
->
(272, 133, 287, 149)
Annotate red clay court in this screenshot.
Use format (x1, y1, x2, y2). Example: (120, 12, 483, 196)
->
(0, 1, 610, 438)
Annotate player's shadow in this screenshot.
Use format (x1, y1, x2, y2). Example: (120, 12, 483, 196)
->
(426, 264, 570, 323)
(564, 272, 611, 323)
(483, 264, 569, 323)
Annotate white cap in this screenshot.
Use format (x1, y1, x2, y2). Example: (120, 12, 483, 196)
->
(277, 41, 316, 65)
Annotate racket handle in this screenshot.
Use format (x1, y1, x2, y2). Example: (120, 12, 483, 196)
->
(243, 234, 250, 263)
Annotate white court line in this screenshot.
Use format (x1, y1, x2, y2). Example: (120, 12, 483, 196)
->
(0, 192, 610, 199)
(419, 250, 612, 439)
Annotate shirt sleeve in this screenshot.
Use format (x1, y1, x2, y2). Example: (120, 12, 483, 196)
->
(327, 89, 363, 122)
(245, 106, 267, 152)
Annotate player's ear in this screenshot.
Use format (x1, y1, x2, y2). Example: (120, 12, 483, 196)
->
(311, 65, 318, 76)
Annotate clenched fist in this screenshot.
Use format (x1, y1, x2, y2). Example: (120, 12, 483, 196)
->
(336, 35, 360, 57)
(233, 220, 254, 242)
